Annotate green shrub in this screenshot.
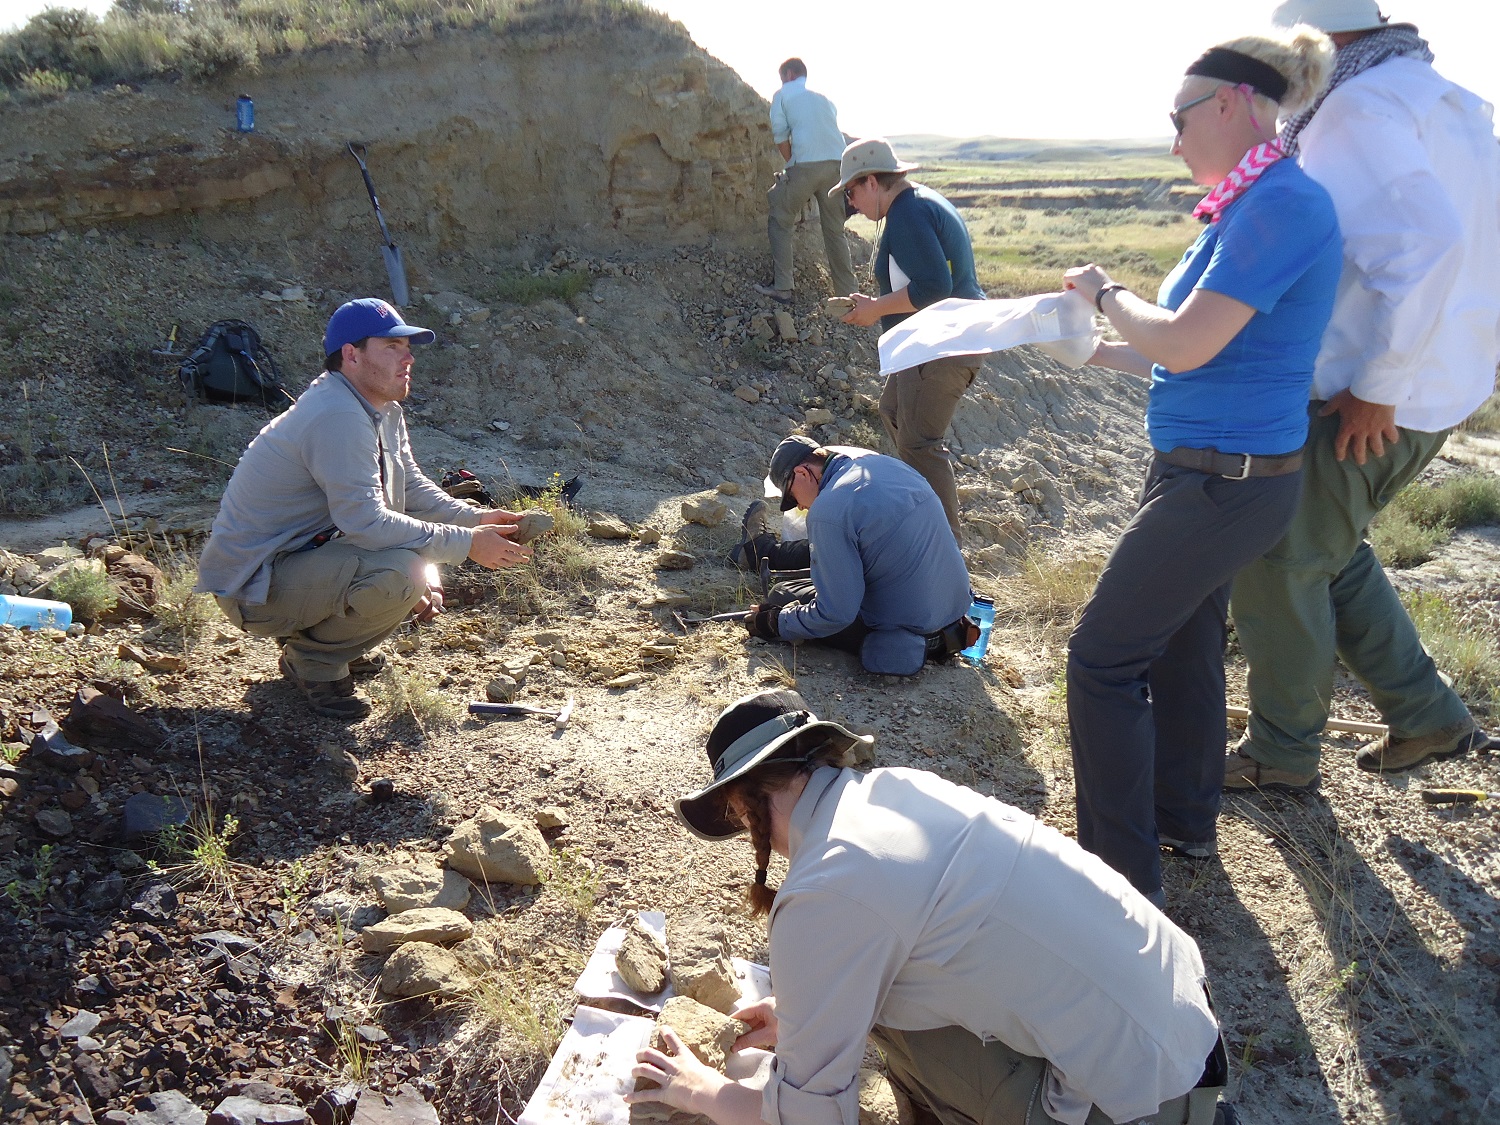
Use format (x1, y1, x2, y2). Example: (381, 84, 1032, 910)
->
(489, 269, 592, 306)
(1369, 506, 1446, 569)
(1402, 590, 1500, 707)
(49, 563, 119, 623)
(1388, 474, 1500, 531)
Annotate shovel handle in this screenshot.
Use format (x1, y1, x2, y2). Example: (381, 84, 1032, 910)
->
(348, 142, 397, 248)
(1420, 788, 1491, 806)
(469, 702, 550, 718)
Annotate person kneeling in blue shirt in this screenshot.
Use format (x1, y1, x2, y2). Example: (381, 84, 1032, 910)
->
(742, 436, 974, 677)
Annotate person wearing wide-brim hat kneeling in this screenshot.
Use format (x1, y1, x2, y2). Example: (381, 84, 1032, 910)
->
(628, 689, 1236, 1125)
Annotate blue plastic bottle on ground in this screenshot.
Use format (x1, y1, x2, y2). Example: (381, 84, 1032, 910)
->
(236, 95, 255, 133)
(0, 594, 72, 630)
(960, 595, 995, 666)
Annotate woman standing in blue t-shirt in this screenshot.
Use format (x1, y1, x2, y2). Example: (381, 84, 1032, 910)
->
(1060, 27, 1343, 907)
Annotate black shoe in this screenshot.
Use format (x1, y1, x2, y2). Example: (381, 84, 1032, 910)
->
(730, 500, 775, 569)
(279, 656, 372, 721)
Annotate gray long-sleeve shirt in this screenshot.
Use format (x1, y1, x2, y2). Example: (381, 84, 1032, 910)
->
(762, 767, 1220, 1125)
(776, 448, 971, 675)
(195, 371, 481, 605)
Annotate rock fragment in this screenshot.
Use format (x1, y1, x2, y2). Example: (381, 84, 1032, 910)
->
(130, 1090, 209, 1125)
(681, 496, 729, 527)
(667, 919, 741, 1013)
(349, 1086, 440, 1125)
(652, 996, 746, 1072)
(606, 672, 648, 689)
(587, 514, 634, 539)
(805, 407, 835, 426)
(535, 806, 569, 830)
(371, 865, 473, 913)
(207, 1095, 309, 1125)
(655, 550, 696, 571)
(733, 385, 760, 404)
(122, 792, 191, 840)
(615, 915, 668, 995)
(484, 675, 520, 703)
(773, 309, 797, 341)
(443, 807, 548, 885)
(513, 511, 554, 544)
(359, 907, 473, 954)
(379, 943, 470, 999)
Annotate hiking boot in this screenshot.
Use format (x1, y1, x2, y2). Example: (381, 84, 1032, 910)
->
(1159, 835, 1217, 861)
(753, 283, 793, 305)
(279, 656, 371, 721)
(348, 650, 387, 677)
(1222, 744, 1320, 791)
(729, 500, 776, 569)
(1354, 719, 1493, 773)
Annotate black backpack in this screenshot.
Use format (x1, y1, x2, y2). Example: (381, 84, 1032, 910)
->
(178, 320, 292, 411)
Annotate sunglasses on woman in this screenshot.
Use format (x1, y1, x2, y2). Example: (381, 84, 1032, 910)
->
(1169, 90, 1217, 135)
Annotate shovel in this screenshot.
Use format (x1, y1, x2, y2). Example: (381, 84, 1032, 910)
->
(347, 143, 410, 307)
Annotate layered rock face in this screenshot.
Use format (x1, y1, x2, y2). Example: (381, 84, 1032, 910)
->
(0, 15, 777, 247)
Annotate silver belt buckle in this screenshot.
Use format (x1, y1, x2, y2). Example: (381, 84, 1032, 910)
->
(1224, 454, 1252, 481)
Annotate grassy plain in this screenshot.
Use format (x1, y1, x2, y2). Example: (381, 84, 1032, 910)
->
(850, 146, 1200, 299)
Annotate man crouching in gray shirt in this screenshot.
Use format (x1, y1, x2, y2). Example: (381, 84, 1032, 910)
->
(195, 298, 531, 720)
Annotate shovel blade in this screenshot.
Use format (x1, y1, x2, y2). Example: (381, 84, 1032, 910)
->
(382, 244, 410, 307)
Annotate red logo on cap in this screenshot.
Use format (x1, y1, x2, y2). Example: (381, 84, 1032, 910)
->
(375, 301, 394, 318)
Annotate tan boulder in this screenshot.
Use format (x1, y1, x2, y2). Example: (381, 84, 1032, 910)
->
(588, 514, 634, 539)
(667, 918, 740, 1013)
(615, 915, 668, 995)
(379, 942, 470, 999)
(452, 935, 500, 976)
(681, 496, 729, 528)
(360, 907, 473, 954)
(513, 510, 555, 544)
(653, 996, 747, 1072)
(371, 865, 473, 914)
(443, 807, 548, 885)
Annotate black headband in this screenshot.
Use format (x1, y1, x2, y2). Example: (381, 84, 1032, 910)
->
(1185, 47, 1289, 103)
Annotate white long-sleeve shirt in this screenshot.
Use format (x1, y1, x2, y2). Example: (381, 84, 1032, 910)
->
(761, 767, 1219, 1125)
(195, 372, 480, 605)
(1295, 56, 1500, 431)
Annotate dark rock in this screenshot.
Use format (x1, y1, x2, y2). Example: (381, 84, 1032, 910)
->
(369, 778, 395, 803)
(65, 685, 166, 748)
(219, 953, 262, 991)
(218, 1082, 299, 1107)
(308, 1086, 359, 1125)
(0, 1045, 11, 1086)
(60, 1009, 102, 1038)
(35, 807, 74, 837)
(122, 792, 191, 840)
(208, 1095, 309, 1125)
(130, 1089, 208, 1125)
(74, 1051, 120, 1102)
(29, 723, 93, 769)
(128, 880, 179, 924)
(349, 1085, 439, 1125)
(102, 1112, 132, 1125)
(82, 870, 126, 913)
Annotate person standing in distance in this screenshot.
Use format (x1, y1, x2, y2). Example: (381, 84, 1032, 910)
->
(754, 58, 859, 306)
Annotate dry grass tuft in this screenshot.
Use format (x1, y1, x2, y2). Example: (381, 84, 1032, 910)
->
(369, 665, 464, 731)
(992, 545, 1103, 630)
(1401, 590, 1500, 707)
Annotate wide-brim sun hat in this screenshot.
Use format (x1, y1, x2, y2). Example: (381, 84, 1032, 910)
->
(828, 138, 921, 198)
(1270, 0, 1387, 33)
(675, 689, 873, 841)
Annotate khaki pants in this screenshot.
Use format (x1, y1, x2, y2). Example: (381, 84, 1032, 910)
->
(872, 1025, 1222, 1125)
(216, 539, 426, 682)
(768, 159, 858, 296)
(878, 355, 980, 541)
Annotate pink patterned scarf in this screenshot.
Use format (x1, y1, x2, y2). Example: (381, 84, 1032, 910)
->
(1192, 140, 1285, 224)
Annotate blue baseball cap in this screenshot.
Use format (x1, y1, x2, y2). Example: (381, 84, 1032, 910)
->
(323, 298, 435, 357)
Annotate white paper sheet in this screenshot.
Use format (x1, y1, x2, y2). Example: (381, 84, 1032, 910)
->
(518, 1005, 654, 1125)
(877, 291, 1099, 375)
(574, 913, 774, 1014)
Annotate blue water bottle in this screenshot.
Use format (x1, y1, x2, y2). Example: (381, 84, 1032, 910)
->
(960, 595, 995, 666)
(236, 95, 255, 133)
(0, 594, 73, 631)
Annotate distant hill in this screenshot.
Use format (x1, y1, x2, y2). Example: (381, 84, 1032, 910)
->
(889, 135, 1174, 163)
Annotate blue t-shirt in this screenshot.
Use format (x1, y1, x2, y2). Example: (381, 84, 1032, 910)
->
(875, 184, 985, 333)
(1148, 159, 1342, 455)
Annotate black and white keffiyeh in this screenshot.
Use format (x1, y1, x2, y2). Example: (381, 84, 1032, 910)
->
(1279, 24, 1435, 154)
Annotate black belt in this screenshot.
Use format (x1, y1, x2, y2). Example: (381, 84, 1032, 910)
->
(1155, 445, 1303, 480)
(924, 616, 977, 661)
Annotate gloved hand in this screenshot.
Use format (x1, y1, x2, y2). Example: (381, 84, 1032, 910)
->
(744, 604, 780, 640)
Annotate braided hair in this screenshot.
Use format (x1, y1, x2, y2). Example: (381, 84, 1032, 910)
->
(720, 736, 847, 916)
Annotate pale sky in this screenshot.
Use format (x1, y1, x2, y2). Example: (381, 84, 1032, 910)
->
(3, 0, 1497, 139)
